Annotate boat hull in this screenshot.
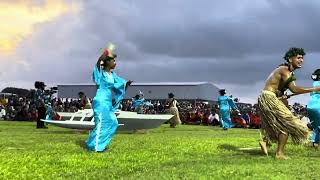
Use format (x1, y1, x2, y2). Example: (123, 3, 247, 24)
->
(42, 110, 173, 131)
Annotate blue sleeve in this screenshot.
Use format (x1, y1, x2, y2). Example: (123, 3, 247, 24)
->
(112, 72, 127, 111)
(133, 99, 145, 108)
(92, 65, 103, 85)
(227, 98, 238, 109)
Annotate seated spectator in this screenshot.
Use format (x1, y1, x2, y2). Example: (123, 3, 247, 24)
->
(249, 112, 260, 129)
(78, 92, 92, 109)
(183, 110, 201, 125)
(211, 110, 220, 126)
(242, 112, 251, 127)
(0, 105, 5, 120)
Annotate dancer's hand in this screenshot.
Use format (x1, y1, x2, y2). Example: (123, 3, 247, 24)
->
(125, 80, 133, 90)
(278, 92, 291, 100)
(127, 80, 133, 86)
(279, 94, 290, 100)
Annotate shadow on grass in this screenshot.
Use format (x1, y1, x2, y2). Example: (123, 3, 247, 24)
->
(76, 139, 88, 150)
(217, 144, 263, 156)
(42, 130, 79, 134)
(75, 139, 112, 153)
(117, 129, 150, 134)
(44, 129, 90, 135)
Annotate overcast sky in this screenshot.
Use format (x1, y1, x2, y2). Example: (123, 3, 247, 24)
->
(1, 0, 320, 104)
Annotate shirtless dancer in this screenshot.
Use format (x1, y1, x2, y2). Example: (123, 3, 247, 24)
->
(258, 47, 320, 160)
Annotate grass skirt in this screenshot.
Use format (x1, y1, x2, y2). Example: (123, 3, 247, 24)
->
(169, 107, 181, 126)
(258, 90, 309, 144)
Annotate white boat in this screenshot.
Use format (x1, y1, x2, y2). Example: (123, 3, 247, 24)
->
(41, 109, 173, 131)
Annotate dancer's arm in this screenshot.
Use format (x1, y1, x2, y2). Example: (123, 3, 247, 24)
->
(288, 81, 320, 95)
(281, 71, 320, 96)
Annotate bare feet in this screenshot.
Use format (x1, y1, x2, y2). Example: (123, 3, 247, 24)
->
(275, 154, 290, 160)
(307, 142, 319, 148)
(259, 141, 268, 156)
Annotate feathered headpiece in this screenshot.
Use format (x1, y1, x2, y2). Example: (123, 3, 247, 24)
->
(99, 43, 116, 66)
(102, 43, 116, 57)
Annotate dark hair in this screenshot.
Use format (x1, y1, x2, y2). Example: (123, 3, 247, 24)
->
(78, 91, 85, 96)
(168, 93, 174, 98)
(34, 81, 45, 89)
(283, 47, 305, 62)
(135, 94, 140, 99)
(98, 53, 117, 68)
(219, 89, 226, 96)
(34, 81, 41, 89)
(312, 69, 320, 81)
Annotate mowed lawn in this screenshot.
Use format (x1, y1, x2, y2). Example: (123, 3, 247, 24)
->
(0, 121, 319, 180)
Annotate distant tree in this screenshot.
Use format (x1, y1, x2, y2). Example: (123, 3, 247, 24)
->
(1, 87, 30, 97)
(27, 89, 36, 99)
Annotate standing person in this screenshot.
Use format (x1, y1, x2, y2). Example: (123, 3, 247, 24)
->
(307, 69, 320, 147)
(86, 45, 132, 152)
(258, 47, 320, 159)
(34, 81, 47, 129)
(165, 93, 181, 128)
(217, 89, 240, 130)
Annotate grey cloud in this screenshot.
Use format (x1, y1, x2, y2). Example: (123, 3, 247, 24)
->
(126, 0, 320, 58)
(1, 0, 320, 105)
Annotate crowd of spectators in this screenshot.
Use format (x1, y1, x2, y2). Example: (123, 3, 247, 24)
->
(0, 93, 310, 129)
(0, 95, 87, 121)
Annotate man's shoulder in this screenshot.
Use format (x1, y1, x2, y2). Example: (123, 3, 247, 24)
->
(277, 66, 291, 77)
(276, 65, 287, 72)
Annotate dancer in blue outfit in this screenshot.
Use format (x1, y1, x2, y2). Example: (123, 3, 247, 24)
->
(86, 45, 132, 152)
(307, 69, 320, 146)
(132, 94, 145, 112)
(217, 89, 240, 130)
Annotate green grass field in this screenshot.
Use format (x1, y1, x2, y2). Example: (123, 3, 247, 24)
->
(0, 121, 319, 179)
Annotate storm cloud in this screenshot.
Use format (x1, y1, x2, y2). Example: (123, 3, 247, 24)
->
(1, 0, 320, 104)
